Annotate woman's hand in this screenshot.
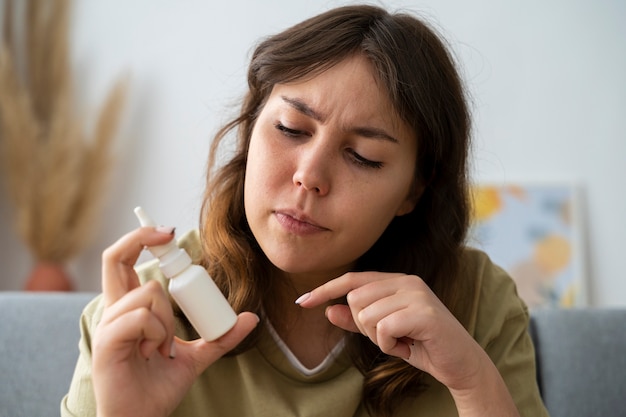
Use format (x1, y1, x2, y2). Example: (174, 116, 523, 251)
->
(296, 272, 520, 417)
(92, 227, 259, 417)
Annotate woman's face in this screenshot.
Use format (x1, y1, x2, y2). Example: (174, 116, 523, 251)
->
(244, 54, 417, 283)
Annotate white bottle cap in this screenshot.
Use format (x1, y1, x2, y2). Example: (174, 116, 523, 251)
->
(134, 206, 192, 278)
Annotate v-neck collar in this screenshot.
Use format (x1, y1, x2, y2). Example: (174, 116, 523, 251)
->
(256, 320, 353, 383)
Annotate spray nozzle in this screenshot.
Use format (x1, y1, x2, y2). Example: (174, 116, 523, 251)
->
(134, 206, 192, 278)
(134, 206, 157, 227)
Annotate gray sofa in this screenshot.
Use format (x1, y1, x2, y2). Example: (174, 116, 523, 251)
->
(0, 292, 625, 417)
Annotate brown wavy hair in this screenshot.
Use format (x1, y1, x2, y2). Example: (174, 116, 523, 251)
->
(200, 5, 474, 416)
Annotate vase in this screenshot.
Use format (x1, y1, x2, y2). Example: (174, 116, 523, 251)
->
(24, 262, 74, 291)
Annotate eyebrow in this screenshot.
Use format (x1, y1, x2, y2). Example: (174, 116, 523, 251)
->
(281, 95, 326, 122)
(280, 95, 400, 144)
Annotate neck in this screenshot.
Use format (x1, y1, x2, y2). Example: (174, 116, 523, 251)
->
(287, 261, 355, 293)
(265, 268, 347, 369)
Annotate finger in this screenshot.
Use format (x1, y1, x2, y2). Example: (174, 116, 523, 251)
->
(348, 274, 426, 310)
(326, 304, 413, 359)
(355, 290, 418, 332)
(343, 280, 410, 339)
(138, 313, 169, 359)
(101, 280, 172, 326)
(177, 312, 260, 376)
(375, 307, 421, 357)
(96, 306, 169, 361)
(378, 332, 413, 360)
(296, 272, 405, 308)
(102, 226, 175, 306)
(326, 303, 412, 360)
(100, 280, 176, 357)
(325, 304, 360, 333)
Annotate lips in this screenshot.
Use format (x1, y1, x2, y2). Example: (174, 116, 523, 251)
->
(273, 210, 329, 235)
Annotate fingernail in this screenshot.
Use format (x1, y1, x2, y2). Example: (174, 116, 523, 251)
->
(156, 226, 175, 235)
(295, 292, 311, 305)
(169, 340, 176, 359)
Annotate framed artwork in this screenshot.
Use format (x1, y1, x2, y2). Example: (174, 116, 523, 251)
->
(469, 182, 587, 309)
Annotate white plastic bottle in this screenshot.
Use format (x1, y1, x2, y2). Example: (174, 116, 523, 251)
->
(134, 206, 237, 341)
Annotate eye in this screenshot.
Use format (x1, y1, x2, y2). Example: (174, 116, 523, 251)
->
(347, 149, 383, 169)
(275, 122, 307, 138)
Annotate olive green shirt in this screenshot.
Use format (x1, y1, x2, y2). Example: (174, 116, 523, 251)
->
(61, 230, 549, 416)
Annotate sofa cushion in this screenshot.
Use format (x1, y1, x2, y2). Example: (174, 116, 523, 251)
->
(529, 308, 626, 417)
(0, 292, 96, 417)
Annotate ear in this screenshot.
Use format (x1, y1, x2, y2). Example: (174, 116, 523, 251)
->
(395, 182, 424, 216)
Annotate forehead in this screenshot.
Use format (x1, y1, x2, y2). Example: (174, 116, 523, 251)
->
(266, 55, 409, 134)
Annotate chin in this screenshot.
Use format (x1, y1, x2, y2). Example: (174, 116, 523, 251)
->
(267, 253, 352, 280)
(270, 258, 316, 275)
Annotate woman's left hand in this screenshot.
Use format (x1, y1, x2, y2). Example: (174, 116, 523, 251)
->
(296, 272, 486, 393)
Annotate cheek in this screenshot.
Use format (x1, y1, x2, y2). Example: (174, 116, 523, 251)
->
(247, 140, 282, 186)
(341, 186, 406, 238)
(244, 132, 288, 215)
(353, 180, 414, 237)
(360, 200, 401, 237)
(244, 135, 262, 217)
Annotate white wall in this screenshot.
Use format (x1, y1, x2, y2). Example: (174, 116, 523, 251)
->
(1, 0, 624, 306)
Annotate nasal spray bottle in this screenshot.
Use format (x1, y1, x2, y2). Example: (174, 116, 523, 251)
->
(134, 206, 237, 341)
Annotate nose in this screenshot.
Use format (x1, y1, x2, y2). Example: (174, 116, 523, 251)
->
(292, 142, 331, 196)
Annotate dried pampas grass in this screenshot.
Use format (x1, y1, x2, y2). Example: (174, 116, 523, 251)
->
(0, 0, 126, 264)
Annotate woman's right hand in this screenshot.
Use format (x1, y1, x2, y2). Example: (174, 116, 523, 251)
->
(92, 226, 259, 417)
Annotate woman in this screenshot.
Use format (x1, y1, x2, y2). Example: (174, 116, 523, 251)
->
(63, 5, 548, 417)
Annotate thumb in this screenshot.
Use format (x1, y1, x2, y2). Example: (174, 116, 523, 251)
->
(179, 312, 260, 375)
(325, 304, 360, 333)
